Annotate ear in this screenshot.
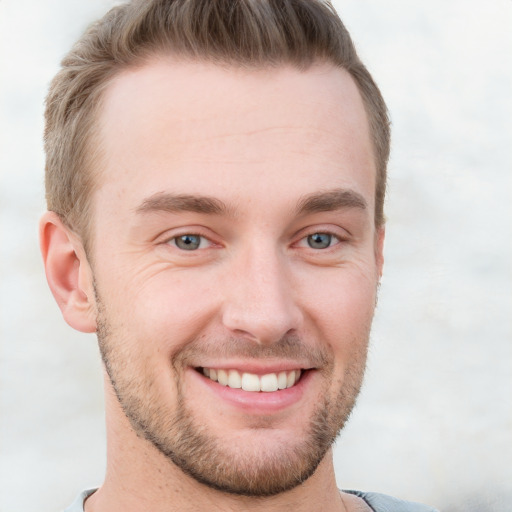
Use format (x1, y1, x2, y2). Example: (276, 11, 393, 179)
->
(39, 211, 97, 333)
(375, 225, 385, 279)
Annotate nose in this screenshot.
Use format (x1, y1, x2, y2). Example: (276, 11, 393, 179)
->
(221, 244, 303, 345)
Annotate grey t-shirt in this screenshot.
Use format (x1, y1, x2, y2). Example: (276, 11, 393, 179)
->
(345, 490, 439, 511)
(64, 488, 439, 511)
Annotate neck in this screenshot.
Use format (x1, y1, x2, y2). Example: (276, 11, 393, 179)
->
(86, 378, 346, 512)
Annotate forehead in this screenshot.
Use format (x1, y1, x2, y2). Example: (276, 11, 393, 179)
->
(95, 58, 375, 216)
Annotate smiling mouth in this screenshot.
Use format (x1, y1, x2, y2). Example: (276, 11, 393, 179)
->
(198, 367, 303, 392)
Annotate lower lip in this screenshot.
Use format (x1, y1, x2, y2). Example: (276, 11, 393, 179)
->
(190, 368, 313, 414)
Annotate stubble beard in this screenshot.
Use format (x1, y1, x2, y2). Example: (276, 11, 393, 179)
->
(95, 299, 369, 497)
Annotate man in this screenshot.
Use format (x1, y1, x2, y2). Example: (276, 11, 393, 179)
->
(40, 1, 438, 511)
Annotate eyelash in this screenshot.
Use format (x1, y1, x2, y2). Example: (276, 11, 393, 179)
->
(164, 229, 344, 252)
(166, 233, 213, 251)
(296, 232, 342, 250)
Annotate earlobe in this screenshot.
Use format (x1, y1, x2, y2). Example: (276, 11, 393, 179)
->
(39, 211, 97, 333)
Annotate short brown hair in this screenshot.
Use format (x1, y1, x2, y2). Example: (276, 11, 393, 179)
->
(44, 0, 390, 244)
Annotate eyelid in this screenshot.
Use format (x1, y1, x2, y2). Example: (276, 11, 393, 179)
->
(157, 226, 220, 248)
(295, 232, 341, 249)
(168, 234, 212, 250)
(293, 225, 350, 247)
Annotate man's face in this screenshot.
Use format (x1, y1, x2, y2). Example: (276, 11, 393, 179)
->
(88, 59, 383, 495)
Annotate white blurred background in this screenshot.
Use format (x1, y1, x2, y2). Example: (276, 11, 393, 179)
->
(0, 1, 511, 511)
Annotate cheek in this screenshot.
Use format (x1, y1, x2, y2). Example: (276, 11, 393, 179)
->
(98, 264, 221, 357)
(299, 263, 378, 350)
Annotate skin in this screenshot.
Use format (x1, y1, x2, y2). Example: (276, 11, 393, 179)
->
(40, 58, 384, 512)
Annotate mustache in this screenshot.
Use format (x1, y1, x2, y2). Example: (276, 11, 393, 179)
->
(173, 333, 331, 369)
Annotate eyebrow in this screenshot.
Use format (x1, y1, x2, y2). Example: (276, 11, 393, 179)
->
(136, 193, 230, 215)
(135, 188, 367, 217)
(295, 188, 367, 215)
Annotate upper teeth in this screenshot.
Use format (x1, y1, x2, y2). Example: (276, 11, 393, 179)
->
(202, 368, 301, 392)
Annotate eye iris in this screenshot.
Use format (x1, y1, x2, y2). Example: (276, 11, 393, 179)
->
(175, 235, 201, 250)
(307, 233, 331, 249)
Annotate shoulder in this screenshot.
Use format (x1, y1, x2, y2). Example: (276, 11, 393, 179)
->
(63, 489, 97, 512)
(343, 490, 440, 512)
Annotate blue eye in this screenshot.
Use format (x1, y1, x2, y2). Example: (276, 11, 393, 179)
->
(307, 233, 334, 249)
(173, 234, 203, 250)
